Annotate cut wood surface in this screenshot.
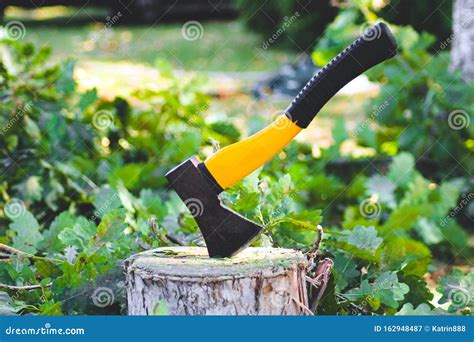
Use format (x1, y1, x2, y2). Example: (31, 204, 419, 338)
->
(125, 247, 308, 315)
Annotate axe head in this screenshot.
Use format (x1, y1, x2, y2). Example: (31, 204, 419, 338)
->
(165, 157, 263, 258)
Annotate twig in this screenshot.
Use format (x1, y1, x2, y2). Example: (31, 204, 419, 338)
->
(166, 233, 187, 246)
(0, 244, 26, 256)
(148, 217, 159, 238)
(0, 283, 52, 291)
(306, 225, 323, 273)
(310, 258, 333, 312)
(307, 258, 334, 313)
(0, 244, 64, 264)
(291, 297, 314, 316)
(336, 294, 371, 315)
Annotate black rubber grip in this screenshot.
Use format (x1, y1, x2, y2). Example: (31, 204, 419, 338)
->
(285, 22, 397, 128)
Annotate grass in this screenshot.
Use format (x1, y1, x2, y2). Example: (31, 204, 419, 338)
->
(5, 6, 297, 72)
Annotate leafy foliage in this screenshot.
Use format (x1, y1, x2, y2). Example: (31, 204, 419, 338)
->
(312, 2, 474, 179)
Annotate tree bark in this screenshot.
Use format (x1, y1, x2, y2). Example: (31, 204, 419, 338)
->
(450, 0, 474, 82)
(125, 247, 309, 315)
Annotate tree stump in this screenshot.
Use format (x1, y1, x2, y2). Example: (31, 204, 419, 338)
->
(451, 0, 474, 82)
(125, 247, 308, 315)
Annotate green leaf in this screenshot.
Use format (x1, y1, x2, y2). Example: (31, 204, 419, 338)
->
(108, 163, 148, 192)
(95, 210, 127, 244)
(332, 118, 348, 145)
(437, 269, 474, 313)
(396, 303, 437, 315)
(268, 174, 294, 202)
(35, 259, 61, 279)
(57, 60, 76, 95)
(396, 26, 423, 52)
(117, 182, 136, 214)
(333, 251, 360, 291)
(23, 115, 41, 141)
(346, 272, 409, 309)
(381, 237, 431, 277)
(79, 88, 98, 111)
(93, 185, 122, 218)
(435, 179, 464, 215)
(9, 210, 43, 254)
(441, 222, 469, 252)
(382, 205, 421, 232)
(39, 301, 63, 316)
(327, 227, 381, 263)
(19, 176, 43, 202)
(58, 216, 96, 251)
(345, 226, 383, 251)
(388, 152, 415, 188)
(399, 274, 434, 306)
(233, 190, 260, 214)
(0, 292, 17, 315)
(415, 218, 444, 245)
(365, 175, 396, 207)
(45, 212, 78, 252)
(400, 175, 432, 207)
(209, 121, 241, 142)
(139, 189, 168, 220)
(273, 210, 322, 231)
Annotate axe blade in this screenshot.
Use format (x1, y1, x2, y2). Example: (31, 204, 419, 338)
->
(165, 157, 263, 258)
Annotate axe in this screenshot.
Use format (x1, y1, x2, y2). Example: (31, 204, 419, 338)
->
(166, 23, 397, 258)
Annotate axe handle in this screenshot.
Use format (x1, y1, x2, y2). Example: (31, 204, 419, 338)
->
(202, 115, 302, 190)
(202, 22, 397, 191)
(285, 22, 397, 128)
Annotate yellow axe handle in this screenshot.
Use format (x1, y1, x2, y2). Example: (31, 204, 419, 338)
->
(204, 115, 302, 190)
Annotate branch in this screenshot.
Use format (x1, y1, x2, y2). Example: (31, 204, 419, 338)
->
(0, 283, 52, 291)
(291, 297, 314, 316)
(0, 244, 27, 256)
(306, 225, 323, 273)
(166, 233, 187, 246)
(307, 258, 334, 313)
(0, 244, 64, 264)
